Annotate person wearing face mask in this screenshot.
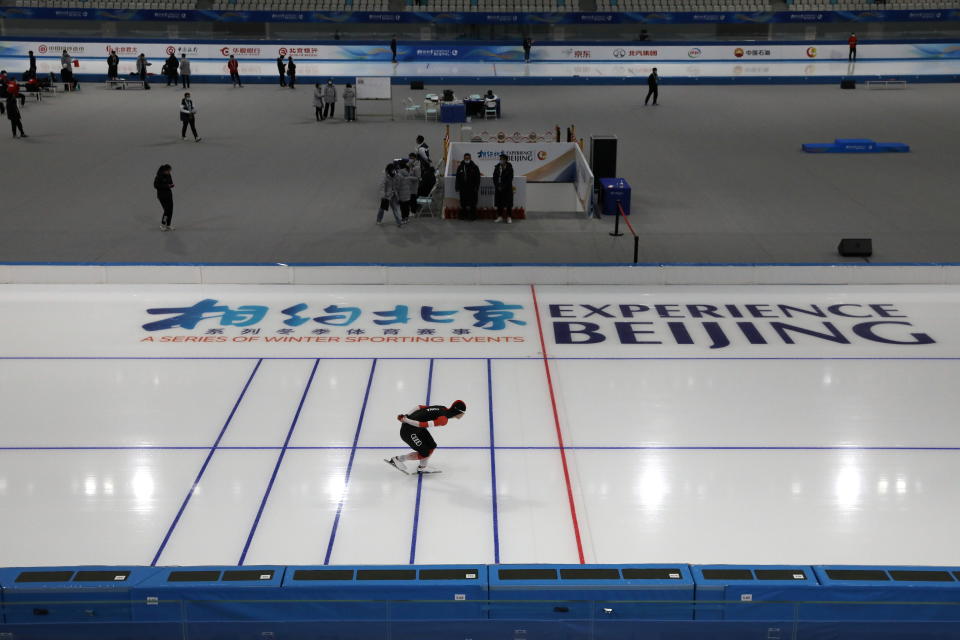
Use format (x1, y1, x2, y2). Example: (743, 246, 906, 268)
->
(313, 83, 324, 121)
(493, 153, 515, 224)
(455, 153, 481, 221)
(342, 83, 357, 122)
(376, 163, 403, 227)
(395, 159, 413, 224)
(322, 79, 337, 120)
(179, 92, 201, 142)
(106, 50, 119, 82)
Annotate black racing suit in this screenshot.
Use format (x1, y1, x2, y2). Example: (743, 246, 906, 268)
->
(399, 404, 450, 456)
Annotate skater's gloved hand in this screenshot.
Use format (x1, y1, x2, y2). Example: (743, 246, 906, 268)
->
(434, 415, 448, 427)
(397, 414, 405, 421)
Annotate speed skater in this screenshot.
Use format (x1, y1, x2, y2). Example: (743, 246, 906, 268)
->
(385, 400, 467, 474)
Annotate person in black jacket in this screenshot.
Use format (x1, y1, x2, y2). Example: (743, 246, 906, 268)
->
(492, 154, 515, 224)
(165, 53, 179, 87)
(154, 164, 175, 231)
(385, 400, 466, 474)
(6, 95, 26, 138)
(455, 153, 481, 221)
(276, 54, 287, 87)
(27, 51, 36, 80)
(286, 56, 296, 89)
(390, 37, 398, 63)
(522, 37, 532, 63)
(180, 92, 201, 142)
(107, 50, 119, 81)
(645, 67, 659, 106)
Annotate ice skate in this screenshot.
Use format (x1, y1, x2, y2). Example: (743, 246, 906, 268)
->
(417, 466, 442, 474)
(385, 456, 409, 474)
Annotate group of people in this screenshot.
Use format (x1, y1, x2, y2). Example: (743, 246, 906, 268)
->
(313, 79, 357, 122)
(376, 135, 438, 226)
(453, 152, 516, 223)
(151, 52, 194, 89)
(276, 55, 298, 88)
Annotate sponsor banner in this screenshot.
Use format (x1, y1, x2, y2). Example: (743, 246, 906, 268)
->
(0, 286, 537, 357)
(0, 284, 955, 359)
(533, 42, 960, 62)
(535, 286, 951, 357)
(0, 7, 957, 26)
(446, 142, 580, 181)
(3, 39, 957, 62)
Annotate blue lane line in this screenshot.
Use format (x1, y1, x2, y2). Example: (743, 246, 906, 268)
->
(5, 444, 960, 452)
(150, 359, 262, 567)
(237, 358, 320, 566)
(409, 358, 434, 565)
(487, 358, 500, 564)
(323, 359, 378, 565)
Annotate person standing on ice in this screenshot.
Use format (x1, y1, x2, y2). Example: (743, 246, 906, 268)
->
(386, 400, 466, 475)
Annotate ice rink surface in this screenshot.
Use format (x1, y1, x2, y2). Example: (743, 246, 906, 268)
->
(2, 283, 960, 568)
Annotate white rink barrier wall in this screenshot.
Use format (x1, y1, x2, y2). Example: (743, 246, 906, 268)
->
(3, 40, 959, 62)
(3, 264, 960, 285)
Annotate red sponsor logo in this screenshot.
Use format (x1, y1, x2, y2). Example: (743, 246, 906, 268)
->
(38, 45, 48, 53)
(282, 47, 318, 56)
(537, 151, 547, 161)
(166, 45, 176, 55)
(806, 46, 818, 58)
(734, 47, 744, 58)
(220, 47, 230, 56)
(278, 47, 288, 56)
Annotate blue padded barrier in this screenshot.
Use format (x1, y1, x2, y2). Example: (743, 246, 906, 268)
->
(487, 564, 694, 620)
(279, 565, 488, 620)
(130, 565, 284, 622)
(0, 566, 160, 624)
(691, 565, 819, 620)
(808, 565, 960, 621)
(802, 138, 911, 153)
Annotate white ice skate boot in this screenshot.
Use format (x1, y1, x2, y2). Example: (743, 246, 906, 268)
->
(385, 456, 409, 474)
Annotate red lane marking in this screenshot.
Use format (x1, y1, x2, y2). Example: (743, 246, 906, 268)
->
(530, 283, 586, 564)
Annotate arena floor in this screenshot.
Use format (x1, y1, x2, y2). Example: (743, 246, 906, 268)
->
(1, 78, 957, 264)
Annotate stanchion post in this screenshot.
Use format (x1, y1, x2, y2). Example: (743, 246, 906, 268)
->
(633, 235, 639, 264)
(609, 199, 623, 237)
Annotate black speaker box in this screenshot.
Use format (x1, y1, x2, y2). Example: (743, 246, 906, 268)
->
(410, 80, 424, 90)
(590, 136, 618, 186)
(840, 78, 856, 89)
(838, 238, 872, 257)
(442, 89, 454, 101)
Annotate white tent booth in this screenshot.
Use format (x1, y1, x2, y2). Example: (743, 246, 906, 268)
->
(442, 142, 593, 219)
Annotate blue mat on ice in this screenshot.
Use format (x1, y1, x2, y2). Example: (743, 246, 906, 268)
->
(802, 138, 910, 153)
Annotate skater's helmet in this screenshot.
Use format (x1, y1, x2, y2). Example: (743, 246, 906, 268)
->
(448, 400, 467, 417)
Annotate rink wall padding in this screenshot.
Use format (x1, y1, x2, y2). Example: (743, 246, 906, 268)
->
(7, 263, 960, 285)
(3, 564, 960, 639)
